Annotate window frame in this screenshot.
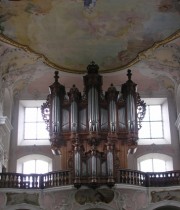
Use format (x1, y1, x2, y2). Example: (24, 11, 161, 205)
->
(18, 100, 50, 146)
(138, 98, 171, 145)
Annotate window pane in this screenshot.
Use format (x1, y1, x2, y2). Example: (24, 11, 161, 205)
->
(37, 108, 43, 122)
(140, 159, 153, 172)
(153, 159, 166, 172)
(36, 160, 49, 174)
(139, 122, 151, 138)
(149, 105, 162, 121)
(139, 102, 166, 144)
(23, 160, 36, 174)
(24, 123, 36, 139)
(25, 108, 37, 122)
(142, 106, 149, 121)
(37, 123, 49, 139)
(151, 122, 163, 138)
(24, 107, 48, 140)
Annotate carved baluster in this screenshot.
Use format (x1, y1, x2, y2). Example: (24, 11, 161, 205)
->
(130, 171, 134, 185)
(134, 171, 138, 185)
(57, 172, 60, 186)
(121, 170, 125, 183)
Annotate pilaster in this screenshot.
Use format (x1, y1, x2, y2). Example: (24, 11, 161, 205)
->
(0, 116, 13, 137)
(175, 113, 180, 131)
(0, 116, 13, 171)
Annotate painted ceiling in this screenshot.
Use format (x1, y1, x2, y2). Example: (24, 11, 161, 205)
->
(0, 0, 179, 96)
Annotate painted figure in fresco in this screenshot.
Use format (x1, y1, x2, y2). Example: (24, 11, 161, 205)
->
(84, 0, 96, 9)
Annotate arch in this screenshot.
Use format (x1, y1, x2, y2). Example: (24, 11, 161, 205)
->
(17, 154, 52, 173)
(137, 153, 173, 172)
(77, 204, 117, 210)
(83, 209, 108, 210)
(144, 200, 180, 210)
(2, 203, 43, 210)
(155, 206, 180, 210)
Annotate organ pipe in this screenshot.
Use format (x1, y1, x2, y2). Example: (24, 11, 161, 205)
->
(68, 84, 81, 133)
(105, 84, 118, 132)
(41, 62, 146, 188)
(88, 87, 99, 132)
(121, 69, 137, 132)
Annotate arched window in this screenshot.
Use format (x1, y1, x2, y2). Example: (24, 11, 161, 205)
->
(17, 154, 52, 174)
(137, 153, 173, 172)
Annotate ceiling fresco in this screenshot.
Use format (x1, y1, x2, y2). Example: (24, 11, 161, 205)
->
(0, 0, 180, 73)
(0, 37, 179, 97)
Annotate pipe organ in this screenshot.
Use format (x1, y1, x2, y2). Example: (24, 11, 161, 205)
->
(41, 62, 146, 187)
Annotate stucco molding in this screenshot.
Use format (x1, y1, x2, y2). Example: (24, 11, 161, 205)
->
(0, 116, 13, 137)
(175, 113, 180, 130)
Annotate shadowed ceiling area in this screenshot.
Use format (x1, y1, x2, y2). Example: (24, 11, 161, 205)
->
(0, 0, 179, 96)
(155, 206, 180, 210)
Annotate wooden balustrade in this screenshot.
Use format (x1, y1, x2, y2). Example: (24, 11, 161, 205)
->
(0, 173, 41, 189)
(147, 171, 180, 187)
(117, 169, 180, 187)
(0, 170, 179, 189)
(117, 169, 146, 186)
(41, 170, 71, 188)
(0, 170, 71, 189)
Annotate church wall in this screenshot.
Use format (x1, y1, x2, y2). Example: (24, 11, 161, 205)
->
(5, 86, 180, 173)
(0, 185, 180, 210)
(128, 93, 180, 171)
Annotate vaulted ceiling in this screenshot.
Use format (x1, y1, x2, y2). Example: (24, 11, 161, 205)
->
(0, 0, 179, 97)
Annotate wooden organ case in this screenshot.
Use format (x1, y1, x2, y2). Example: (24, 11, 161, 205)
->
(41, 62, 146, 188)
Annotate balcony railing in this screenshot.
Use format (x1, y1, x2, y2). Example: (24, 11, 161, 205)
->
(117, 169, 180, 187)
(0, 170, 70, 189)
(0, 169, 179, 189)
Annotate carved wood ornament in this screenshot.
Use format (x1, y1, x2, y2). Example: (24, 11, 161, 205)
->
(41, 62, 146, 188)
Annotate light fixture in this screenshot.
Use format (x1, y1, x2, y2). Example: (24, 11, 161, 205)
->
(41, 62, 146, 188)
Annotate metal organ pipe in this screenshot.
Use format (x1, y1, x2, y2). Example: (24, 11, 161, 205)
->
(118, 107, 126, 130)
(52, 95, 61, 133)
(71, 101, 78, 132)
(109, 100, 116, 132)
(121, 69, 137, 132)
(91, 147, 97, 177)
(68, 84, 81, 133)
(41, 62, 146, 188)
(106, 83, 118, 133)
(73, 138, 82, 183)
(49, 71, 65, 137)
(88, 86, 99, 132)
(74, 151, 81, 176)
(107, 151, 113, 176)
(127, 94, 136, 131)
